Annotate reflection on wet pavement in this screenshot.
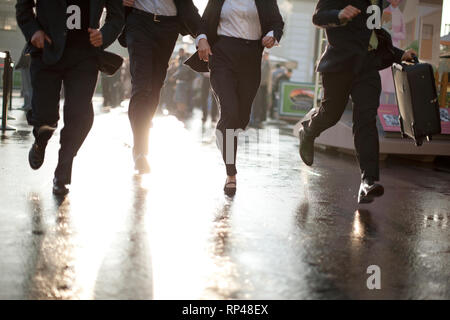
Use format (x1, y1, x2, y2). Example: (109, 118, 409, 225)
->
(0, 105, 449, 299)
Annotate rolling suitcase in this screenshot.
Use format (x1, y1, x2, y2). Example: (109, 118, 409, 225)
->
(392, 57, 441, 146)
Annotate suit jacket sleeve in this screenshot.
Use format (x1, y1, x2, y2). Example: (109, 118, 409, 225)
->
(16, 0, 41, 42)
(181, 0, 201, 38)
(268, 0, 284, 42)
(312, 0, 344, 28)
(392, 46, 405, 64)
(101, 0, 125, 49)
(197, 0, 215, 37)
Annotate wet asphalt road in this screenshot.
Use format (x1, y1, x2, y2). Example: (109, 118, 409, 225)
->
(0, 98, 449, 300)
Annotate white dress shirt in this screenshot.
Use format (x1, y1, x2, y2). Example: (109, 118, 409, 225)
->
(217, 0, 262, 40)
(134, 0, 177, 16)
(196, 0, 276, 46)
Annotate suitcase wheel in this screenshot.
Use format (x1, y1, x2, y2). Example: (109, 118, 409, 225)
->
(401, 132, 406, 139)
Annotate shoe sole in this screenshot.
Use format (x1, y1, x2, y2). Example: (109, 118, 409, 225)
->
(358, 185, 384, 204)
(224, 188, 236, 197)
(367, 185, 384, 198)
(299, 131, 313, 166)
(358, 195, 375, 204)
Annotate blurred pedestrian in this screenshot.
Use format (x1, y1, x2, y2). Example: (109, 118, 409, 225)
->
(173, 49, 195, 120)
(200, 73, 217, 123)
(161, 58, 177, 113)
(197, 0, 284, 196)
(251, 52, 271, 126)
(101, 72, 112, 107)
(16, 0, 124, 195)
(269, 64, 285, 118)
(101, 56, 126, 109)
(121, 57, 132, 99)
(15, 47, 32, 112)
(271, 68, 292, 118)
(209, 90, 218, 122)
(272, 64, 285, 83)
(119, 0, 201, 174)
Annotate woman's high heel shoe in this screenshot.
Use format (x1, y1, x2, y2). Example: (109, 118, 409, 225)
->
(224, 179, 237, 197)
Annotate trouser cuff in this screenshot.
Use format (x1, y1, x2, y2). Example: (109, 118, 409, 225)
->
(361, 173, 379, 183)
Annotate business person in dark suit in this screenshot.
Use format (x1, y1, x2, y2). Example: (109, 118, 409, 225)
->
(120, 0, 201, 174)
(298, 0, 416, 203)
(197, 0, 284, 196)
(16, 0, 124, 195)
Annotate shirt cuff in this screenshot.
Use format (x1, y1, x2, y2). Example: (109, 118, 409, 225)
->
(195, 34, 207, 47)
(265, 31, 279, 47)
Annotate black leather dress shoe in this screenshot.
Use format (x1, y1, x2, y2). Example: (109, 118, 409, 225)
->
(28, 125, 56, 170)
(298, 127, 314, 166)
(358, 179, 384, 204)
(134, 154, 151, 174)
(53, 178, 69, 196)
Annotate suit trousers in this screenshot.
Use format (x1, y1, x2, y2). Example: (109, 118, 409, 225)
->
(303, 52, 382, 181)
(126, 11, 179, 156)
(209, 36, 263, 176)
(28, 46, 98, 184)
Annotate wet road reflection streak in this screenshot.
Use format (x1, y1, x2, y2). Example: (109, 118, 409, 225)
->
(204, 201, 241, 299)
(26, 195, 79, 299)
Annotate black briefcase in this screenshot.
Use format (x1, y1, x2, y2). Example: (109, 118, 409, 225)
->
(97, 50, 124, 76)
(184, 51, 209, 73)
(392, 58, 441, 146)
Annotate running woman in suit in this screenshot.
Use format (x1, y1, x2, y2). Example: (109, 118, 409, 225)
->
(197, 0, 284, 196)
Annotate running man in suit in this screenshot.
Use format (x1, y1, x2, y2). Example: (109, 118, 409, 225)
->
(120, 0, 201, 174)
(197, 0, 284, 196)
(16, 0, 124, 195)
(298, 0, 416, 203)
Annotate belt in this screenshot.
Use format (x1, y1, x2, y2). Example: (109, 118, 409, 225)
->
(218, 36, 261, 46)
(131, 8, 178, 23)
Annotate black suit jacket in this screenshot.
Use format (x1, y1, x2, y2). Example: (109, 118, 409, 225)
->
(313, 0, 404, 73)
(16, 0, 124, 65)
(118, 0, 201, 47)
(198, 0, 284, 46)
